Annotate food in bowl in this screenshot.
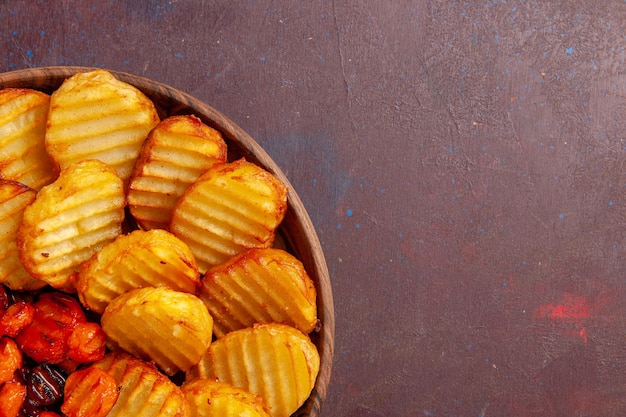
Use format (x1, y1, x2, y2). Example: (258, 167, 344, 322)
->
(127, 113, 228, 231)
(0, 68, 332, 417)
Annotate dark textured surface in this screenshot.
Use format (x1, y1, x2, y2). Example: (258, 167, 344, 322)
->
(2, 1, 626, 416)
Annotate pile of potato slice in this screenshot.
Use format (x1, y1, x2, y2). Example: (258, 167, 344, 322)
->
(0, 69, 319, 417)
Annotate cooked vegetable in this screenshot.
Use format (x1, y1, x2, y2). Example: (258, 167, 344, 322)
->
(0, 69, 322, 417)
(23, 363, 67, 408)
(0, 88, 57, 190)
(0, 337, 22, 384)
(170, 159, 288, 273)
(200, 247, 317, 338)
(61, 366, 119, 417)
(128, 114, 227, 230)
(0, 301, 34, 338)
(77, 229, 200, 314)
(17, 159, 126, 291)
(92, 352, 190, 417)
(0, 380, 26, 417)
(67, 322, 107, 364)
(45, 69, 160, 183)
(13, 292, 105, 366)
(189, 323, 320, 417)
(0, 180, 45, 291)
(181, 378, 271, 417)
(101, 287, 213, 375)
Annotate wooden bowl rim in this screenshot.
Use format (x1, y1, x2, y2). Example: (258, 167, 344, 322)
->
(0, 66, 334, 417)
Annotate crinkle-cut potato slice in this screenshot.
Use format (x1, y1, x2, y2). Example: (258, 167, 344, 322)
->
(92, 352, 190, 417)
(181, 378, 271, 417)
(128, 114, 227, 230)
(0, 180, 45, 291)
(199, 248, 317, 338)
(101, 287, 213, 376)
(170, 159, 288, 273)
(45, 69, 160, 183)
(17, 159, 125, 291)
(188, 323, 320, 417)
(0, 88, 57, 190)
(77, 229, 200, 314)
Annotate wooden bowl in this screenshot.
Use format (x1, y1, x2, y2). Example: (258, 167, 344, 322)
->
(0, 66, 334, 417)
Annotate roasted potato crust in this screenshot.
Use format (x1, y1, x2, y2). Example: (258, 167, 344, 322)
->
(77, 228, 200, 314)
(45, 69, 160, 183)
(170, 159, 288, 273)
(17, 159, 126, 291)
(181, 378, 271, 417)
(0, 88, 57, 190)
(0, 69, 323, 417)
(189, 323, 320, 417)
(0, 180, 45, 291)
(200, 247, 317, 338)
(101, 287, 213, 376)
(92, 352, 190, 417)
(128, 114, 227, 230)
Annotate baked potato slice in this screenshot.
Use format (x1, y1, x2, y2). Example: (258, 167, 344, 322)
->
(92, 352, 190, 417)
(199, 247, 317, 338)
(181, 378, 270, 417)
(17, 159, 126, 291)
(45, 69, 160, 183)
(0, 180, 45, 291)
(101, 287, 213, 376)
(188, 323, 320, 417)
(170, 159, 288, 273)
(77, 229, 200, 314)
(128, 114, 227, 230)
(0, 88, 57, 190)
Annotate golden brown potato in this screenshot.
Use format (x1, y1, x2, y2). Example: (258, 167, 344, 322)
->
(170, 159, 288, 273)
(77, 229, 200, 314)
(101, 287, 213, 376)
(92, 352, 190, 417)
(181, 378, 270, 417)
(188, 323, 320, 417)
(128, 114, 227, 230)
(45, 69, 160, 183)
(0, 88, 57, 190)
(17, 159, 126, 291)
(199, 247, 317, 338)
(0, 180, 46, 291)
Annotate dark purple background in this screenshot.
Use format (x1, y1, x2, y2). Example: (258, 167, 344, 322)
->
(2, 1, 626, 416)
